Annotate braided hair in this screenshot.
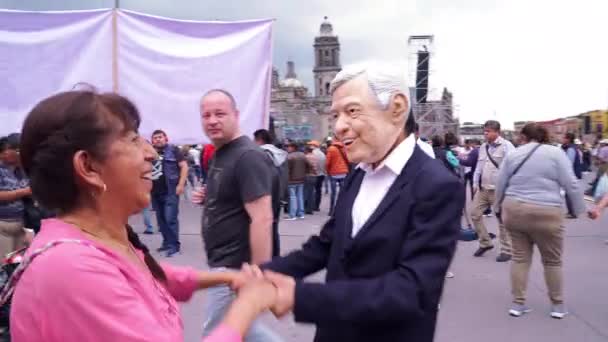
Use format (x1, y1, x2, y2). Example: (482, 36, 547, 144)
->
(126, 225, 166, 281)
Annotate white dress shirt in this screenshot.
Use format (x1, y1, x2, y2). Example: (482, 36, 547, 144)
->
(351, 134, 417, 237)
(417, 139, 435, 158)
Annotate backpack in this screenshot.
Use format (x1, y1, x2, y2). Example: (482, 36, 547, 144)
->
(446, 150, 460, 169)
(434, 148, 459, 175)
(264, 150, 288, 220)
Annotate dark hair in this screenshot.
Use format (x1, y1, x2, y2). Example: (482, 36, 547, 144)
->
(564, 132, 575, 143)
(305, 146, 314, 153)
(0, 137, 8, 154)
(483, 120, 501, 132)
(444, 132, 459, 146)
(0, 134, 20, 153)
(20, 90, 166, 282)
(253, 129, 273, 144)
(520, 123, 550, 144)
(405, 114, 416, 135)
(151, 129, 166, 138)
(414, 122, 420, 133)
(431, 135, 444, 148)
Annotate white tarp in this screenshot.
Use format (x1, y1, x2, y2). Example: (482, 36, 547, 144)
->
(0, 9, 274, 143)
(117, 10, 273, 144)
(0, 9, 114, 135)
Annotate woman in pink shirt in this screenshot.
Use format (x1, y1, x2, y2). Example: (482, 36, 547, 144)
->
(9, 91, 277, 341)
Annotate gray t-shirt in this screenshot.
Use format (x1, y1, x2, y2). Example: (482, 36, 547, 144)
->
(202, 136, 273, 268)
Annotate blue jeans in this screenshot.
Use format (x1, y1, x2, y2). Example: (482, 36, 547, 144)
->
(304, 176, 317, 214)
(329, 174, 346, 215)
(202, 281, 283, 342)
(288, 183, 305, 218)
(142, 205, 153, 232)
(151, 193, 180, 251)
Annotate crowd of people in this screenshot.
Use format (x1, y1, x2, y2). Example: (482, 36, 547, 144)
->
(0, 62, 607, 341)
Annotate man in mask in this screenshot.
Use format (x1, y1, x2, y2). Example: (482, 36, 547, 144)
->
(259, 63, 464, 342)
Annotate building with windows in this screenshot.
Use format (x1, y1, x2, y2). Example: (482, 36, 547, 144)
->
(459, 122, 484, 142)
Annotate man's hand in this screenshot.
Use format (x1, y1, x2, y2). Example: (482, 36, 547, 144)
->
(191, 186, 206, 204)
(588, 207, 601, 220)
(175, 184, 185, 196)
(21, 187, 32, 197)
(263, 270, 295, 318)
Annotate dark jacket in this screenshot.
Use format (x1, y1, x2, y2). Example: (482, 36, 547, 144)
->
(287, 151, 309, 184)
(562, 144, 583, 179)
(263, 147, 464, 342)
(161, 144, 182, 195)
(460, 147, 479, 175)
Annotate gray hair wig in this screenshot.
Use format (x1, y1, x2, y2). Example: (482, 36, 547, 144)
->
(329, 63, 411, 116)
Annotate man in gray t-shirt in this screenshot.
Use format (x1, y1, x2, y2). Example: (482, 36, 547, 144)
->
(193, 89, 282, 342)
(202, 135, 273, 268)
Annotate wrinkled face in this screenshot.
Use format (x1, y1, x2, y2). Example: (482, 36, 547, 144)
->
(151, 133, 167, 149)
(95, 131, 157, 214)
(201, 92, 239, 146)
(331, 75, 407, 164)
(0, 147, 19, 166)
(484, 128, 499, 143)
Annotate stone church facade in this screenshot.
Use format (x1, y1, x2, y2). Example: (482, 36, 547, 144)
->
(269, 17, 340, 142)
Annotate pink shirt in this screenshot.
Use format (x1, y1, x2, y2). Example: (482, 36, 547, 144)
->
(10, 218, 241, 342)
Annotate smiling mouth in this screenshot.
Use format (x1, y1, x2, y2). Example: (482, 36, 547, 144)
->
(342, 138, 356, 147)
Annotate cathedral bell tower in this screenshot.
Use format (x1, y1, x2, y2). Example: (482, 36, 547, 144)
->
(313, 17, 341, 97)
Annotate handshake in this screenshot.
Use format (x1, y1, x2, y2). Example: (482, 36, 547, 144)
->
(225, 264, 296, 319)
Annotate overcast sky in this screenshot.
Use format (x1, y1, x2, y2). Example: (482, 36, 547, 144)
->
(2, 0, 607, 128)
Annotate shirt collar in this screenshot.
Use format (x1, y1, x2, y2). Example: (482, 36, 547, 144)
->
(490, 136, 505, 147)
(357, 134, 416, 175)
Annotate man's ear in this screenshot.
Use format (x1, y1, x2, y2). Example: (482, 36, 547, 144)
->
(389, 93, 408, 124)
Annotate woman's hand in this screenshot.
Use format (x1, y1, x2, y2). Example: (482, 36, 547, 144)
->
(220, 280, 278, 336)
(229, 264, 264, 291)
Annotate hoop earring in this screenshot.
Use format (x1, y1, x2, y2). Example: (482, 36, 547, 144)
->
(102, 183, 107, 193)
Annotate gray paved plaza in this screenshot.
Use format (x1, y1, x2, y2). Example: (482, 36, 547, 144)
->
(130, 191, 608, 342)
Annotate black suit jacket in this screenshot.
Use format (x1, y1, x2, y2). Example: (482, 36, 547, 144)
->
(264, 146, 464, 342)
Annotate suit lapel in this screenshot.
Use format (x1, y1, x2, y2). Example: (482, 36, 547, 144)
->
(349, 147, 428, 243)
(340, 169, 364, 243)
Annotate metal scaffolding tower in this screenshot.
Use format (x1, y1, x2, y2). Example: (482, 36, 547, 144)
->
(407, 35, 459, 139)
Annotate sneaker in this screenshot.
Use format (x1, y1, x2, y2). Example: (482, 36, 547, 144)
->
(156, 246, 169, 253)
(550, 304, 568, 319)
(284, 217, 298, 221)
(496, 253, 512, 262)
(165, 248, 180, 258)
(297, 216, 305, 220)
(473, 246, 494, 257)
(143, 229, 154, 235)
(565, 214, 577, 219)
(509, 304, 532, 317)
(445, 271, 455, 279)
